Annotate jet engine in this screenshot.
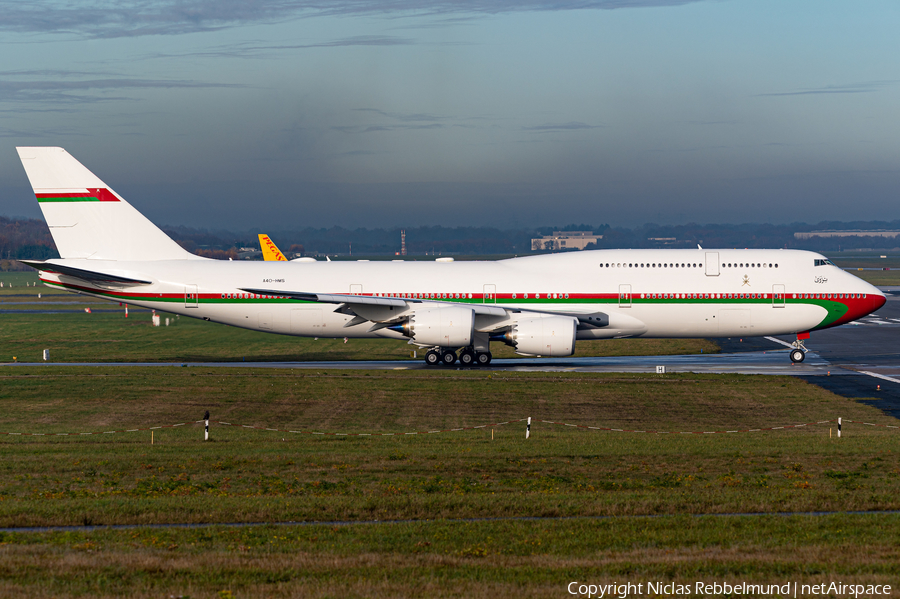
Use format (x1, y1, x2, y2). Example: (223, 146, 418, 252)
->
(493, 315, 577, 357)
(392, 306, 474, 347)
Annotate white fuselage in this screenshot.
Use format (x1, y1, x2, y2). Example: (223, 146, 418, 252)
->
(38, 248, 884, 346)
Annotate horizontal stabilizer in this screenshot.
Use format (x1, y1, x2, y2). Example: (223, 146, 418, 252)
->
(21, 260, 152, 286)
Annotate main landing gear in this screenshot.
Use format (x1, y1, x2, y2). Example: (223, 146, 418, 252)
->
(424, 348, 492, 367)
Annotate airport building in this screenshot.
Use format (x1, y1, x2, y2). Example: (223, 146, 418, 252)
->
(794, 230, 900, 239)
(531, 231, 602, 251)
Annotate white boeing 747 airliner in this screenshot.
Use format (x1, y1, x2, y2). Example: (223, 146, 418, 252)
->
(16, 147, 885, 366)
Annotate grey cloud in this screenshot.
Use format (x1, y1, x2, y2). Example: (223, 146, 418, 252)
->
(336, 150, 377, 156)
(0, 77, 246, 103)
(758, 80, 899, 97)
(0, 127, 47, 138)
(362, 123, 444, 132)
(0, 125, 87, 137)
(332, 108, 453, 134)
(354, 108, 447, 122)
(0, 0, 706, 39)
(687, 119, 738, 126)
(332, 108, 502, 136)
(148, 35, 415, 60)
(523, 121, 600, 132)
(278, 34, 415, 48)
(0, 69, 117, 77)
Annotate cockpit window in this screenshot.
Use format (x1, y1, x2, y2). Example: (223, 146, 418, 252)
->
(814, 259, 835, 267)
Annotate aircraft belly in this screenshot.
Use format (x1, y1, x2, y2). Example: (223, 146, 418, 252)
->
(601, 303, 829, 338)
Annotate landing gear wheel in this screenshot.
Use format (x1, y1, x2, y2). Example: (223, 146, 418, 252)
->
(441, 350, 457, 366)
(425, 350, 441, 366)
(790, 348, 805, 364)
(459, 350, 475, 366)
(475, 351, 492, 366)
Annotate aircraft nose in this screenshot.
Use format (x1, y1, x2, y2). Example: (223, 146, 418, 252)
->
(871, 292, 887, 313)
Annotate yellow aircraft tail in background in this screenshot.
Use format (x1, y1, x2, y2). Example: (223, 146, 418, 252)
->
(258, 234, 288, 261)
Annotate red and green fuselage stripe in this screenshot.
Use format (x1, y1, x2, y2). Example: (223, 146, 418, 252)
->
(36, 188, 119, 203)
(40, 279, 859, 331)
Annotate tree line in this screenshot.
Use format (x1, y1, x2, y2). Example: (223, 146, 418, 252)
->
(3, 216, 900, 271)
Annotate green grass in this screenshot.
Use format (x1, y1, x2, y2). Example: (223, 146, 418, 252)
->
(1, 515, 899, 598)
(2, 272, 899, 597)
(845, 270, 900, 286)
(829, 255, 900, 285)
(0, 368, 897, 527)
(0, 368, 897, 596)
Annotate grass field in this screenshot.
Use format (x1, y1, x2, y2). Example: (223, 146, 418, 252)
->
(2, 268, 900, 597)
(1, 515, 898, 598)
(0, 270, 717, 363)
(0, 367, 898, 597)
(829, 253, 900, 285)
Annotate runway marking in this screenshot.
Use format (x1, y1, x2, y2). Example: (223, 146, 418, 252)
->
(764, 336, 794, 349)
(856, 370, 900, 385)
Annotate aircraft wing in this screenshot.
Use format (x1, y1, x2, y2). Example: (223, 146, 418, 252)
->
(241, 288, 406, 307)
(239, 288, 508, 317)
(20, 260, 152, 286)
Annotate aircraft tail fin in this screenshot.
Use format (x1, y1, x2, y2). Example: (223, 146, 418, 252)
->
(258, 234, 288, 261)
(16, 147, 197, 261)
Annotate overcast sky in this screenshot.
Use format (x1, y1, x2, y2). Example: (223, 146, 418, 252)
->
(1, 0, 899, 230)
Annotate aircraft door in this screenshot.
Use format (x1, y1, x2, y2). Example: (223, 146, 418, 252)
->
(350, 284, 362, 295)
(618, 284, 632, 308)
(772, 284, 785, 308)
(483, 284, 496, 304)
(184, 284, 199, 308)
(705, 253, 720, 276)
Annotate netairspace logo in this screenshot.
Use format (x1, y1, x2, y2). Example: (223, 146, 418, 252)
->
(567, 581, 893, 598)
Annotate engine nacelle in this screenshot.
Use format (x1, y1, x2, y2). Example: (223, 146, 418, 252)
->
(405, 306, 474, 347)
(501, 315, 577, 357)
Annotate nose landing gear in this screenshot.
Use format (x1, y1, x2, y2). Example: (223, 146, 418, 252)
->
(789, 337, 808, 364)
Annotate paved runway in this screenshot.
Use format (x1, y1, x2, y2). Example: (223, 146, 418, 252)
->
(734, 288, 900, 418)
(5, 288, 900, 417)
(0, 350, 830, 374)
